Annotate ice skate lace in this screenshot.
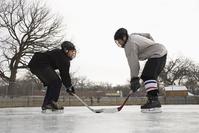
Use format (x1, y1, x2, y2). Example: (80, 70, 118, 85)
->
(146, 97, 153, 104)
(53, 101, 59, 108)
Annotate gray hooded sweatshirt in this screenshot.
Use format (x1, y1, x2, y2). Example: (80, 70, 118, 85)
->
(124, 33, 167, 78)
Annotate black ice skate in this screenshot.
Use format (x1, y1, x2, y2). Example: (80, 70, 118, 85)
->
(41, 99, 64, 114)
(141, 95, 162, 113)
(41, 100, 48, 110)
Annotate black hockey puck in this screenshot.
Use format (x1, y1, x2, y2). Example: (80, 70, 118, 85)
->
(95, 111, 101, 113)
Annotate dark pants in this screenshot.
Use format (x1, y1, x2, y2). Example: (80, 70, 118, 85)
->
(44, 79, 62, 102)
(141, 54, 167, 82)
(30, 67, 62, 102)
(141, 54, 167, 95)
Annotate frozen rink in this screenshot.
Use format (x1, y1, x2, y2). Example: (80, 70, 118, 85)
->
(0, 105, 199, 133)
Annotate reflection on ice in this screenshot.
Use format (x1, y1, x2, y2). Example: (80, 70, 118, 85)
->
(0, 105, 199, 133)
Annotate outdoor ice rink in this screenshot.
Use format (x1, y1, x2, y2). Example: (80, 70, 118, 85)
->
(0, 105, 199, 133)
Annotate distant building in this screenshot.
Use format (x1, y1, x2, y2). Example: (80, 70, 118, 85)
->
(75, 91, 106, 97)
(164, 85, 188, 97)
(106, 91, 122, 97)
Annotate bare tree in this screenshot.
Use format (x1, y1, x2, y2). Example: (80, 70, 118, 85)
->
(21, 71, 41, 83)
(159, 56, 192, 86)
(158, 56, 199, 95)
(0, 0, 66, 95)
(77, 76, 88, 90)
(183, 61, 199, 95)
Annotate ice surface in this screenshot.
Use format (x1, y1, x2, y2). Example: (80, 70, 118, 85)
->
(103, 107, 118, 113)
(0, 105, 199, 133)
(141, 108, 162, 113)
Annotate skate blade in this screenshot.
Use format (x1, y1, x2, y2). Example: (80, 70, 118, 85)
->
(41, 109, 64, 114)
(141, 108, 162, 113)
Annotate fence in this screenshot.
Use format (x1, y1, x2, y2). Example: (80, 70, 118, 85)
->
(1, 81, 199, 97)
(0, 95, 199, 108)
(0, 81, 45, 96)
(0, 81, 121, 97)
(0, 81, 199, 108)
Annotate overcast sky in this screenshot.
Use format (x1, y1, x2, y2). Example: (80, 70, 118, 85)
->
(46, 0, 199, 86)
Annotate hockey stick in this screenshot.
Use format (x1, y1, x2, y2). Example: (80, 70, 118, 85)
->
(72, 93, 104, 113)
(102, 90, 133, 113)
(72, 90, 133, 113)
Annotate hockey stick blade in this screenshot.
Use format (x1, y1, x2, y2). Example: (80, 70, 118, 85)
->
(101, 90, 133, 113)
(72, 90, 132, 113)
(72, 93, 116, 113)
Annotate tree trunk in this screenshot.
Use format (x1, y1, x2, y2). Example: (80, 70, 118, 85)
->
(7, 69, 17, 96)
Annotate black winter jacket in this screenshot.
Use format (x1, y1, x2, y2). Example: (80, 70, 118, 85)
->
(28, 49, 72, 87)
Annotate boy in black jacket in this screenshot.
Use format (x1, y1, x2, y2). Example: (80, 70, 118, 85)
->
(28, 41, 76, 112)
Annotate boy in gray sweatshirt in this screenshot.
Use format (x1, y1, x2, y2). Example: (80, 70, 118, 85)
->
(114, 28, 167, 112)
